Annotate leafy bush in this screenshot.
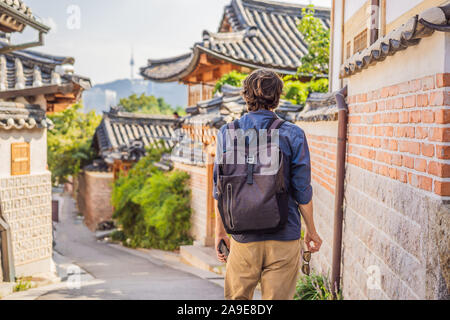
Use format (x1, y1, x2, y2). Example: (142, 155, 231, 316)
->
(47, 103, 101, 186)
(283, 78, 329, 105)
(111, 147, 193, 251)
(213, 70, 247, 94)
(294, 273, 343, 300)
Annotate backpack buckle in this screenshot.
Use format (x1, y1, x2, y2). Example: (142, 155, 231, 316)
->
(246, 155, 255, 164)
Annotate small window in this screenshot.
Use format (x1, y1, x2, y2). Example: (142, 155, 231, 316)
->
(346, 41, 352, 59)
(11, 142, 30, 176)
(353, 29, 368, 54)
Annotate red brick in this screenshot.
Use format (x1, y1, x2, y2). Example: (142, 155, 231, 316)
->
(402, 155, 414, 169)
(391, 154, 402, 166)
(381, 87, 390, 98)
(388, 85, 399, 97)
(421, 143, 435, 157)
(421, 110, 434, 123)
(396, 126, 415, 138)
(428, 161, 450, 178)
(399, 141, 421, 155)
(389, 140, 398, 151)
(377, 101, 386, 111)
(376, 151, 391, 164)
(404, 95, 416, 108)
(415, 127, 429, 139)
(357, 93, 367, 103)
(421, 76, 435, 91)
(430, 91, 444, 106)
(417, 94, 428, 107)
(399, 81, 410, 94)
(434, 181, 450, 196)
(419, 176, 433, 191)
(399, 111, 409, 123)
(397, 169, 407, 183)
(429, 127, 450, 142)
(409, 79, 421, 92)
(436, 145, 450, 159)
(408, 172, 420, 188)
(409, 110, 421, 123)
(434, 109, 450, 124)
(414, 158, 427, 172)
(388, 167, 397, 180)
(436, 73, 450, 88)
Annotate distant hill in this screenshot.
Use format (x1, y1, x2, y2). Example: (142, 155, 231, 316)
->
(82, 78, 187, 114)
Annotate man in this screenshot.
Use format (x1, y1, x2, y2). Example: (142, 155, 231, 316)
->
(213, 69, 322, 300)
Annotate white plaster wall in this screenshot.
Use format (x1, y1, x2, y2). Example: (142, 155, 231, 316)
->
(385, 0, 424, 25)
(344, 0, 367, 22)
(0, 128, 47, 177)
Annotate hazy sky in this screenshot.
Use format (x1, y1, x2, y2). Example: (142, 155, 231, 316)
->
(19, 0, 331, 85)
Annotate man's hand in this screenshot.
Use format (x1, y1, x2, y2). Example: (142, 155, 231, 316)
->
(305, 230, 322, 253)
(215, 234, 230, 263)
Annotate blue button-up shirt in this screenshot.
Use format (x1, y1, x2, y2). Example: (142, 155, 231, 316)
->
(213, 109, 312, 243)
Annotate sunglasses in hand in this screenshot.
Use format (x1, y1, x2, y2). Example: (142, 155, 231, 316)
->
(301, 250, 311, 276)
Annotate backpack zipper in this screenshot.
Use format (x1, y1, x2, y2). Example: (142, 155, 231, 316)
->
(226, 183, 234, 229)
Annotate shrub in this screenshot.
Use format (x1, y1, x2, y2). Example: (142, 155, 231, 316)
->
(294, 273, 343, 300)
(213, 70, 247, 94)
(111, 147, 193, 251)
(283, 78, 329, 105)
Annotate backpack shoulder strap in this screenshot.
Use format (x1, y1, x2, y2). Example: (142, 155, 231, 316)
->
(228, 119, 240, 130)
(268, 118, 285, 131)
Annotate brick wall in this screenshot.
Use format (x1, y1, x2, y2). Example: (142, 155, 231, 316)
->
(342, 73, 450, 299)
(174, 162, 214, 246)
(0, 173, 52, 275)
(296, 121, 338, 276)
(77, 171, 114, 231)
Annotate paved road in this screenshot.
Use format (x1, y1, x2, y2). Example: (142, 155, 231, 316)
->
(38, 195, 224, 300)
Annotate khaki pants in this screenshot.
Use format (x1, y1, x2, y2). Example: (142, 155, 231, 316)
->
(224, 238, 301, 300)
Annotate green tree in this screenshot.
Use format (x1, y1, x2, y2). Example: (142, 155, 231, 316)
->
(111, 147, 193, 251)
(47, 104, 101, 186)
(297, 5, 330, 77)
(213, 70, 247, 94)
(119, 93, 185, 116)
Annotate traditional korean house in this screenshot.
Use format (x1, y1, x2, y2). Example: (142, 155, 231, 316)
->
(299, 0, 450, 300)
(78, 107, 178, 231)
(0, 0, 90, 294)
(141, 0, 331, 106)
(0, 46, 91, 113)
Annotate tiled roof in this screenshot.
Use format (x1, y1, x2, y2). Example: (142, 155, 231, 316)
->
(341, 4, 450, 78)
(141, 0, 330, 82)
(0, 0, 49, 33)
(0, 102, 53, 130)
(0, 47, 91, 99)
(93, 107, 179, 164)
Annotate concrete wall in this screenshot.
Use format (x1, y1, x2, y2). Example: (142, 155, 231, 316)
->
(0, 127, 53, 278)
(0, 173, 53, 277)
(77, 171, 114, 231)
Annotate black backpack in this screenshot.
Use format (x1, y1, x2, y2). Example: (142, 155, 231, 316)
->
(216, 117, 289, 234)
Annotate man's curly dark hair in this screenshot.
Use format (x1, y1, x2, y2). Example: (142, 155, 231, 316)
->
(242, 69, 284, 112)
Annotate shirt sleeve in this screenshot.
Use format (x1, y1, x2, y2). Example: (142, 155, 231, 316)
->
(289, 127, 313, 205)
